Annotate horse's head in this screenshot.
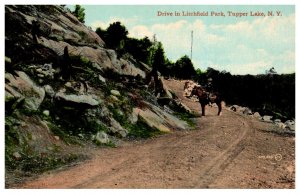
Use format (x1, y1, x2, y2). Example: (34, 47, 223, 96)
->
(190, 85, 206, 97)
(184, 80, 193, 90)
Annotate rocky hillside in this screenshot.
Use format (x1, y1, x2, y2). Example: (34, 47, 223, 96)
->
(5, 5, 191, 179)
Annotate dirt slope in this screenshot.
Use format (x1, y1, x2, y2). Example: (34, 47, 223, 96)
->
(16, 79, 295, 189)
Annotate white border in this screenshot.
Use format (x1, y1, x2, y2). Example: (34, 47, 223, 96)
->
(1, 0, 299, 194)
(2, 0, 299, 5)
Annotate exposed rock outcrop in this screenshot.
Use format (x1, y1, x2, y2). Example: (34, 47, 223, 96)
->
(5, 5, 195, 177)
(5, 71, 45, 111)
(5, 5, 146, 79)
(133, 101, 190, 132)
(228, 104, 295, 133)
(55, 92, 100, 108)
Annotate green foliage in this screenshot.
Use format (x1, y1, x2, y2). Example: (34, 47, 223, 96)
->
(19, 153, 80, 173)
(173, 55, 197, 79)
(108, 105, 125, 124)
(95, 27, 106, 41)
(72, 5, 85, 23)
(39, 97, 103, 142)
(95, 21, 200, 79)
(85, 120, 109, 134)
(47, 123, 82, 145)
(196, 67, 295, 120)
(174, 112, 196, 128)
(127, 117, 164, 139)
(94, 139, 116, 148)
(5, 113, 82, 172)
(69, 55, 92, 68)
(95, 21, 169, 71)
(5, 116, 22, 169)
(151, 42, 166, 72)
(97, 21, 128, 50)
(196, 68, 205, 75)
(107, 102, 163, 139)
(123, 37, 152, 63)
(166, 99, 197, 128)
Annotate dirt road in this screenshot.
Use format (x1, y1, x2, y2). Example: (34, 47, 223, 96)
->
(17, 79, 295, 189)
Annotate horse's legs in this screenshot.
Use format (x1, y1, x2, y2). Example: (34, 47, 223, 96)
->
(217, 101, 222, 116)
(201, 102, 206, 116)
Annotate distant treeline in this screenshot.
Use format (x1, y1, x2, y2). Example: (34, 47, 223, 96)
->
(95, 21, 197, 79)
(92, 18, 294, 120)
(197, 68, 295, 120)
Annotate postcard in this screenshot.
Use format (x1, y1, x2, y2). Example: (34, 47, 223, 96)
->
(4, 4, 295, 189)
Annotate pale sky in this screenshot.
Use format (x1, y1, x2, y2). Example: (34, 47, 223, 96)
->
(68, 5, 295, 75)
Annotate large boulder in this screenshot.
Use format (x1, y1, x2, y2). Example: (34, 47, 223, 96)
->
(85, 106, 127, 138)
(5, 71, 45, 111)
(133, 101, 189, 132)
(236, 106, 246, 113)
(109, 118, 128, 137)
(44, 85, 55, 97)
(55, 92, 100, 108)
(285, 120, 295, 126)
(93, 131, 110, 144)
(110, 90, 121, 97)
(274, 119, 281, 123)
(119, 58, 146, 78)
(128, 110, 139, 124)
(262, 115, 273, 122)
(160, 77, 174, 99)
(285, 120, 295, 131)
(253, 112, 261, 119)
(243, 107, 252, 115)
(275, 122, 287, 129)
(230, 105, 246, 113)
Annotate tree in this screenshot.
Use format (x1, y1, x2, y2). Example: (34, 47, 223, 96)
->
(124, 37, 152, 63)
(105, 22, 128, 50)
(165, 58, 175, 77)
(174, 55, 197, 79)
(152, 42, 166, 72)
(72, 5, 85, 23)
(95, 27, 107, 41)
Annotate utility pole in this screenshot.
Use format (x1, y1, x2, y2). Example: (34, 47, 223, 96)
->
(153, 34, 157, 46)
(191, 30, 193, 61)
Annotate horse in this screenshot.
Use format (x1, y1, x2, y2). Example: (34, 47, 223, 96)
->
(189, 85, 223, 116)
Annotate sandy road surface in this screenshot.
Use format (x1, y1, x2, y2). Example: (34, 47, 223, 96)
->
(17, 79, 295, 189)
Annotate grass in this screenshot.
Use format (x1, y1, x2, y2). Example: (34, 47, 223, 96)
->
(19, 153, 81, 173)
(174, 112, 197, 128)
(164, 98, 197, 128)
(94, 139, 117, 148)
(47, 123, 82, 145)
(5, 110, 85, 173)
(107, 104, 164, 139)
(5, 116, 22, 170)
(127, 117, 165, 139)
(5, 114, 84, 173)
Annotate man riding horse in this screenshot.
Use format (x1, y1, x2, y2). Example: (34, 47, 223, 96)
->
(204, 77, 213, 105)
(184, 79, 223, 116)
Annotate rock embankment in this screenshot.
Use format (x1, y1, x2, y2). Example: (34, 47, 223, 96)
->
(228, 105, 295, 133)
(5, 5, 191, 179)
